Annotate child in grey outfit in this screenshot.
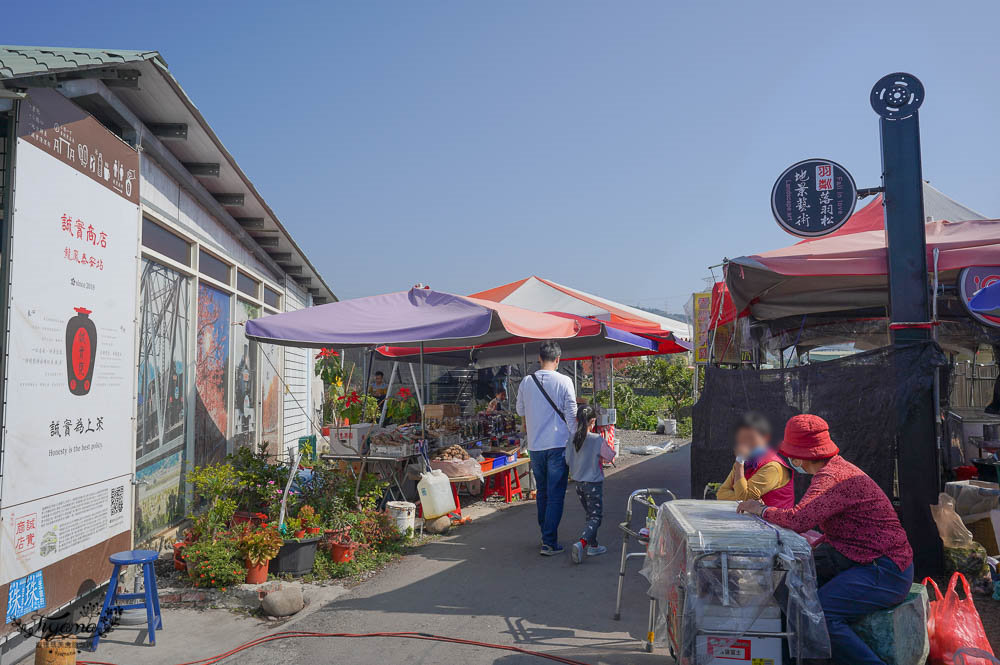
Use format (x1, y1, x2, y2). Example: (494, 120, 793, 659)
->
(565, 404, 617, 564)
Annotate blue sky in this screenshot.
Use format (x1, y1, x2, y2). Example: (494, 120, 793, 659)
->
(8, 1, 1000, 311)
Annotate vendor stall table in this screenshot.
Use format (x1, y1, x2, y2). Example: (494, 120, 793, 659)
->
(426, 458, 530, 521)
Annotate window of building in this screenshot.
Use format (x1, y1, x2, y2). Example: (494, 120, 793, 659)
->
(142, 218, 190, 266)
(237, 271, 259, 298)
(199, 249, 230, 284)
(263, 286, 281, 309)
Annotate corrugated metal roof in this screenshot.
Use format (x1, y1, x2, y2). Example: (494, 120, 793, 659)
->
(0, 46, 163, 80)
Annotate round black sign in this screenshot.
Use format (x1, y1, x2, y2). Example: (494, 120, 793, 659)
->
(770, 159, 857, 237)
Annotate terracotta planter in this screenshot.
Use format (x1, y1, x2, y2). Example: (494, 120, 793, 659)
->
(245, 559, 269, 585)
(172, 542, 187, 571)
(294, 530, 307, 539)
(306, 526, 321, 535)
(330, 540, 359, 563)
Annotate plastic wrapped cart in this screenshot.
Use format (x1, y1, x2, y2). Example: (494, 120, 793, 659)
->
(640, 500, 830, 664)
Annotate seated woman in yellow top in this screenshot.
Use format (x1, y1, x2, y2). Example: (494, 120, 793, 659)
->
(716, 412, 794, 508)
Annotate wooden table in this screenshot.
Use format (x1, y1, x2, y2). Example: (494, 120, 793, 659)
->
(440, 457, 530, 521)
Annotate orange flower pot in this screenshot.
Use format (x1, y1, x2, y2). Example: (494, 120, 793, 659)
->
(294, 530, 307, 539)
(306, 527, 321, 535)
(330, 540, 358, 563)
(245, 560, 269, 585)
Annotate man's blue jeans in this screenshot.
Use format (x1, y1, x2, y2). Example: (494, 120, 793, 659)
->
(819, 556, 914, 665)
(529, 448, 568, 548)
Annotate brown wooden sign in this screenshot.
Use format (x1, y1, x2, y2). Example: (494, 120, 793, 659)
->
(17, 88, 138, 204)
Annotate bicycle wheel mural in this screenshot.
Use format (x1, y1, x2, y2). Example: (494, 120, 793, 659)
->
(135, 259, 191, 541)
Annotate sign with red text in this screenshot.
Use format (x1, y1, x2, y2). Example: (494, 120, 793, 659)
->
(0, 89, 138, 584)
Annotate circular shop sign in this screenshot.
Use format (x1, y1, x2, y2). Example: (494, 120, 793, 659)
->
(770, 159, 857, 238)
(958, 266, 1000, 328)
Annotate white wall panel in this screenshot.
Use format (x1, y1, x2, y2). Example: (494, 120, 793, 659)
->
(140, 158, 274, 279)
(283, 281, 313, 454)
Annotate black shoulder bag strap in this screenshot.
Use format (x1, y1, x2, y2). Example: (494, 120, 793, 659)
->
(530, 373, 564, 420)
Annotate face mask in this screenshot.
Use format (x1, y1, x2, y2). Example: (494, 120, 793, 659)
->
(789, 461, 808, 474)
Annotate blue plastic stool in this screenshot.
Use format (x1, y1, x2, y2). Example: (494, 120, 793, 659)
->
(91, 550, 162, 650)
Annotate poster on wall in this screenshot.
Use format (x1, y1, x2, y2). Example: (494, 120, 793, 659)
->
(692, 292, 712, 365)
(195, 283, 230, 467)
(0, 88, 139, 584)
(232, 299, 259, 451)
(135, 259, 191, 542)
(260, 344, 283, 456)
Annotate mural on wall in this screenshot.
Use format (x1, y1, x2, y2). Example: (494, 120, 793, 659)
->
(195, 283, 230, 467)
(232, 299, 259, 451)
(260, 343, 283, 456)
(135, 259, 191, 541)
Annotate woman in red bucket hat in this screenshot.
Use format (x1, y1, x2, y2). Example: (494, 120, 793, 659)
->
(737, 414, 914, 665)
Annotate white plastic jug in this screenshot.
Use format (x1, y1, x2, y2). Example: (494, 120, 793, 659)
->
(417, 469, 456, 519)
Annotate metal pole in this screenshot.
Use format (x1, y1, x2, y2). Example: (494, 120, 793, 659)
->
(419, 340, 426, 422)
(609, 358, 616, 409)
(871, 72, 941, 575)
(378, 361, 398, 426)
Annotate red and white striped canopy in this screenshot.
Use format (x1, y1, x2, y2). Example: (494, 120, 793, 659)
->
(470, 276, 689, 341)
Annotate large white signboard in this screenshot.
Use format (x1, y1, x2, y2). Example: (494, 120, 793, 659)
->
(0, 89, 139, 584)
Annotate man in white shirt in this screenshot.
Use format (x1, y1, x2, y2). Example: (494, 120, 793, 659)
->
(516, 340, 577, 555)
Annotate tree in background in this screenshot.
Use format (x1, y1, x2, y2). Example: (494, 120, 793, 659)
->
(625, 355, 694, 419)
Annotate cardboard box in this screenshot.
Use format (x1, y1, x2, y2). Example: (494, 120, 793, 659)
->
(424, 404, 459, 419)
(325, 423, 375, 456)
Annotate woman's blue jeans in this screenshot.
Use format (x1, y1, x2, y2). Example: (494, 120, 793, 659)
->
(819, 556, 914, 665)
(529, 448, 568, 548)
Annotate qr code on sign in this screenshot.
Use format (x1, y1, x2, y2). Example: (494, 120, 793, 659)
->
(110, 486, 124, 515)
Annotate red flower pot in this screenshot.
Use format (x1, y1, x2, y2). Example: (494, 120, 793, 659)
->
(294, 530, 307, 539)
(306, 526, 321, 535)
(172, 542, 187, 571)
(330, 540, 358, 563)
(245, 560, 269, 585)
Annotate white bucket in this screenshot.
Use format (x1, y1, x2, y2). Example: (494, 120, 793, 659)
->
(386, 501, 416, 535)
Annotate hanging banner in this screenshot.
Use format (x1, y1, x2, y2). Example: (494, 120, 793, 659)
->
(0, 89, 138, 584)
(691, 292, 712, 365)
(592, 356, 611, 393)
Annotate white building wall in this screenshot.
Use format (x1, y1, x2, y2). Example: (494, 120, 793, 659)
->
(140, 158, 275, 279)
(140, 155, 318, 461)
(282, 280, 313, 455)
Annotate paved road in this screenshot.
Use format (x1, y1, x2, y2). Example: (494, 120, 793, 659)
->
(243, 446, 691, 665)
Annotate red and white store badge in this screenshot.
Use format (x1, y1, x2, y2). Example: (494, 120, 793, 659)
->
(707, 637, 751, 660)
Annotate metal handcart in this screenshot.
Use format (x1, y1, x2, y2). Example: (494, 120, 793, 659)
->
(613, 488, 676, 653)
(641, 500, 828, 665)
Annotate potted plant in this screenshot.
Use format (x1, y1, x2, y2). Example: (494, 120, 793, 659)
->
(270, 524, 321, 577)
(385, 387, 419, 424)
(184, 538, 245, 590)
(236, 524, 283, 585)
(329, 538, 359, 563)
(285, 517, 306, 539)
(299, 505, 322, 535)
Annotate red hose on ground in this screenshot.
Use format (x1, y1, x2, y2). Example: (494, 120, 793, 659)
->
(77, 630, 596, 665)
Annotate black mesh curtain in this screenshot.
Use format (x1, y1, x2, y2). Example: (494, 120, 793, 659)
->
(692, 341, 947, 499)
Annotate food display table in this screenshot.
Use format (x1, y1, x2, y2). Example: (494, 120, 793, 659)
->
(426, 458, 530, 521)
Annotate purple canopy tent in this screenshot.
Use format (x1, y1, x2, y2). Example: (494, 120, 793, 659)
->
(245, 287, 581, 445)
(244, 287, 579, 349)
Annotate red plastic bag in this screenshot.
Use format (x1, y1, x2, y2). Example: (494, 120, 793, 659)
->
(924, 573, 996, 665)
